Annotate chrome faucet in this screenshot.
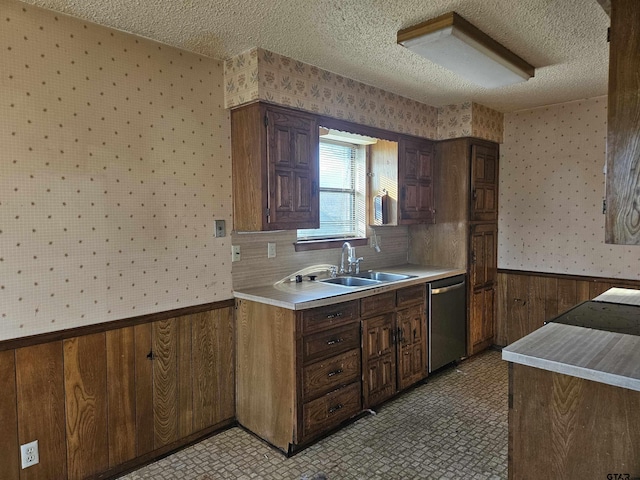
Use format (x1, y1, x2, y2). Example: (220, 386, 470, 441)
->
(340, 241, 364, 274)
(340, 242, 352, 274)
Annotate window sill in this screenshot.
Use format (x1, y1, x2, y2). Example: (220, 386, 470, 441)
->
(294, 237, 368, 252)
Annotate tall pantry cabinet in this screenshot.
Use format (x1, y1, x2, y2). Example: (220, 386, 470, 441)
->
(409, 138, 499, 356)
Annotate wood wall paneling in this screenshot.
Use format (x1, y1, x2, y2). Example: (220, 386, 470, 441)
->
(152, 318, 179, 449)
(16, 342, 67, 480)
(192, 308, 235, 431)
(106, 327, 137, 467)
(498, 270, 640, 346)
(177, 316, 194, 439)
(1, 304, 234, 480)
(0, 350, 19, 480)
(63, 334, 109, 480)
(133, 323, 154, 456)
(527, 276, 546, 336)
(369, 140, 399, 226)
(494, 273, 508, 347)
(556, 278, 577, 314)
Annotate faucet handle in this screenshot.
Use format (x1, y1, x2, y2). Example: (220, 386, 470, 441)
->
(329, 265, 338, 278)
(354, 257, 364, 274)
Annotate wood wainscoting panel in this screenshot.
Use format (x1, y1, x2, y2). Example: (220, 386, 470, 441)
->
(1, 302, 234, 480)
(499, 270, 640, 346)
(152, 318, 179, 449)
(16, 342, 67, 480)
(133, 323, 154, 456)
(0, 350, 19, 480)
(192, 307, 235, 431)
(63, 334, 109, 480)
(176, 316, 194, 439)
(106, 327, 137, 467)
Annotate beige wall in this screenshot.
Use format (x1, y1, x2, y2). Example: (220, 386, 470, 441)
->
(0, 1, 233, 340)
(499, 96, 639, 280)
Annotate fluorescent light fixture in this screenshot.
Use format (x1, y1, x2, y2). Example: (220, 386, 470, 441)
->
(397, 12, 534, 88)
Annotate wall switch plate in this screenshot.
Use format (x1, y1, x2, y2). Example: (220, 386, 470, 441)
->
(21, 440, 39, 469)
(231, 245, 240, 262)
(267, 242, 276, 258)
(214, 220, 226, 237)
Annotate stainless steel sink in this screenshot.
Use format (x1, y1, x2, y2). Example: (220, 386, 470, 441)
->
(320, 276, 382, 287)
(355, 271, 416, 282)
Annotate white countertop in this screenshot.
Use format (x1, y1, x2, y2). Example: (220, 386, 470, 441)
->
(593, 286, 640, 306)
(233, 264, 465, 310)
(503, 287, 640, 392)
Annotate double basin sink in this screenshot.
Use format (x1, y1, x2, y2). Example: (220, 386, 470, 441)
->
(321, 271, 416, 288)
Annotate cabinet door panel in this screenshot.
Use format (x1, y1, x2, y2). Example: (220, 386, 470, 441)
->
(399, 137, 435, 224)
(470, 287, 495, 355)
(471, 143, 499, 222)
(397, 305, 426, 390)
(362, 315, 396, 408)
(273, 125, 292, 168)
(470, 223, 497, 290)
(266, 107, 319, 229)
(293, 128, 311, 168)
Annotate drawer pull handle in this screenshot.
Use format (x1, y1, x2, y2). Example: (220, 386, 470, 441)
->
(327, 368, 343, 377)
(326, 338, 344, 346)
(328, 403, 343, 414)
(326, 312, 343, 319)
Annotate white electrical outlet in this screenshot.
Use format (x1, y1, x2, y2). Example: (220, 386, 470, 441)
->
(231, 245, 241, 262)
(267, 242, 276, 258)
(20, 440, 39, 469)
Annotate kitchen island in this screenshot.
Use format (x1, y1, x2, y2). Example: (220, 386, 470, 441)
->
(502, 288, 640, 479)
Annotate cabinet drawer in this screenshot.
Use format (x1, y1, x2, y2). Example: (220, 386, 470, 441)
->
(360, 291, 396, 318)
(302, 382, 361, 438)
(396, 284, 425, 307)
(302, 349, 360, 401)
(300, 301, 359, 334)
(302, 323, 360, 364)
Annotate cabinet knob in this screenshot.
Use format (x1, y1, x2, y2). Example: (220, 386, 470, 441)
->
(328, 403, 343, 414)
(327, 368, 343, 377)
(326, 337, 344, 346)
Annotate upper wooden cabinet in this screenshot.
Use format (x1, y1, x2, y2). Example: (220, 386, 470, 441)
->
(605, 0, 640, 244)
(231, 103, 319, 231)
(470, 142, 499, 222)
(398, 137, 436, 224)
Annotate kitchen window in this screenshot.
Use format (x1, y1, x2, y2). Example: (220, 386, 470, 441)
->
(297, 137, 367, 242)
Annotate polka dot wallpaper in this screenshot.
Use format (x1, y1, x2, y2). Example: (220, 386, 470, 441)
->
(0, 1, 233, 340)
(499, 96, 639, 280)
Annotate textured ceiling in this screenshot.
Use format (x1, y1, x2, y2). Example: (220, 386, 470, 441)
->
(19, 0, 610, 112)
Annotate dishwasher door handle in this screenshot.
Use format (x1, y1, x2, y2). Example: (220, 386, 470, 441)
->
(431, 281, 465, 295)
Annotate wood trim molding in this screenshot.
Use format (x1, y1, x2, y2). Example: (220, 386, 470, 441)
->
(497, 268, 640, 286)
(0, 299, 235, 352)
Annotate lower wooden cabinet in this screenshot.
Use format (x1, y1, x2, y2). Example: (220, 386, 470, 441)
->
(469, 286, 495, 354)
(397, 305, 427, 390)
(362, 314, 397, 408)
(235, 299, 362, 453)
(361, 286, 427, 409)
(235, 283, 429, 452)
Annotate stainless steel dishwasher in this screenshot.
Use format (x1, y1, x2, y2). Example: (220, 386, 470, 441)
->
(428, 274, 466, 372)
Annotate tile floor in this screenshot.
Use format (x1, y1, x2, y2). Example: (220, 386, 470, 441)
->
(120, 350, 508, 480)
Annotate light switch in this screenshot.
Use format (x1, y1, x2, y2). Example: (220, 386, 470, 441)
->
(214, 220, 226, 237)
(267, 242, 276, 258)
